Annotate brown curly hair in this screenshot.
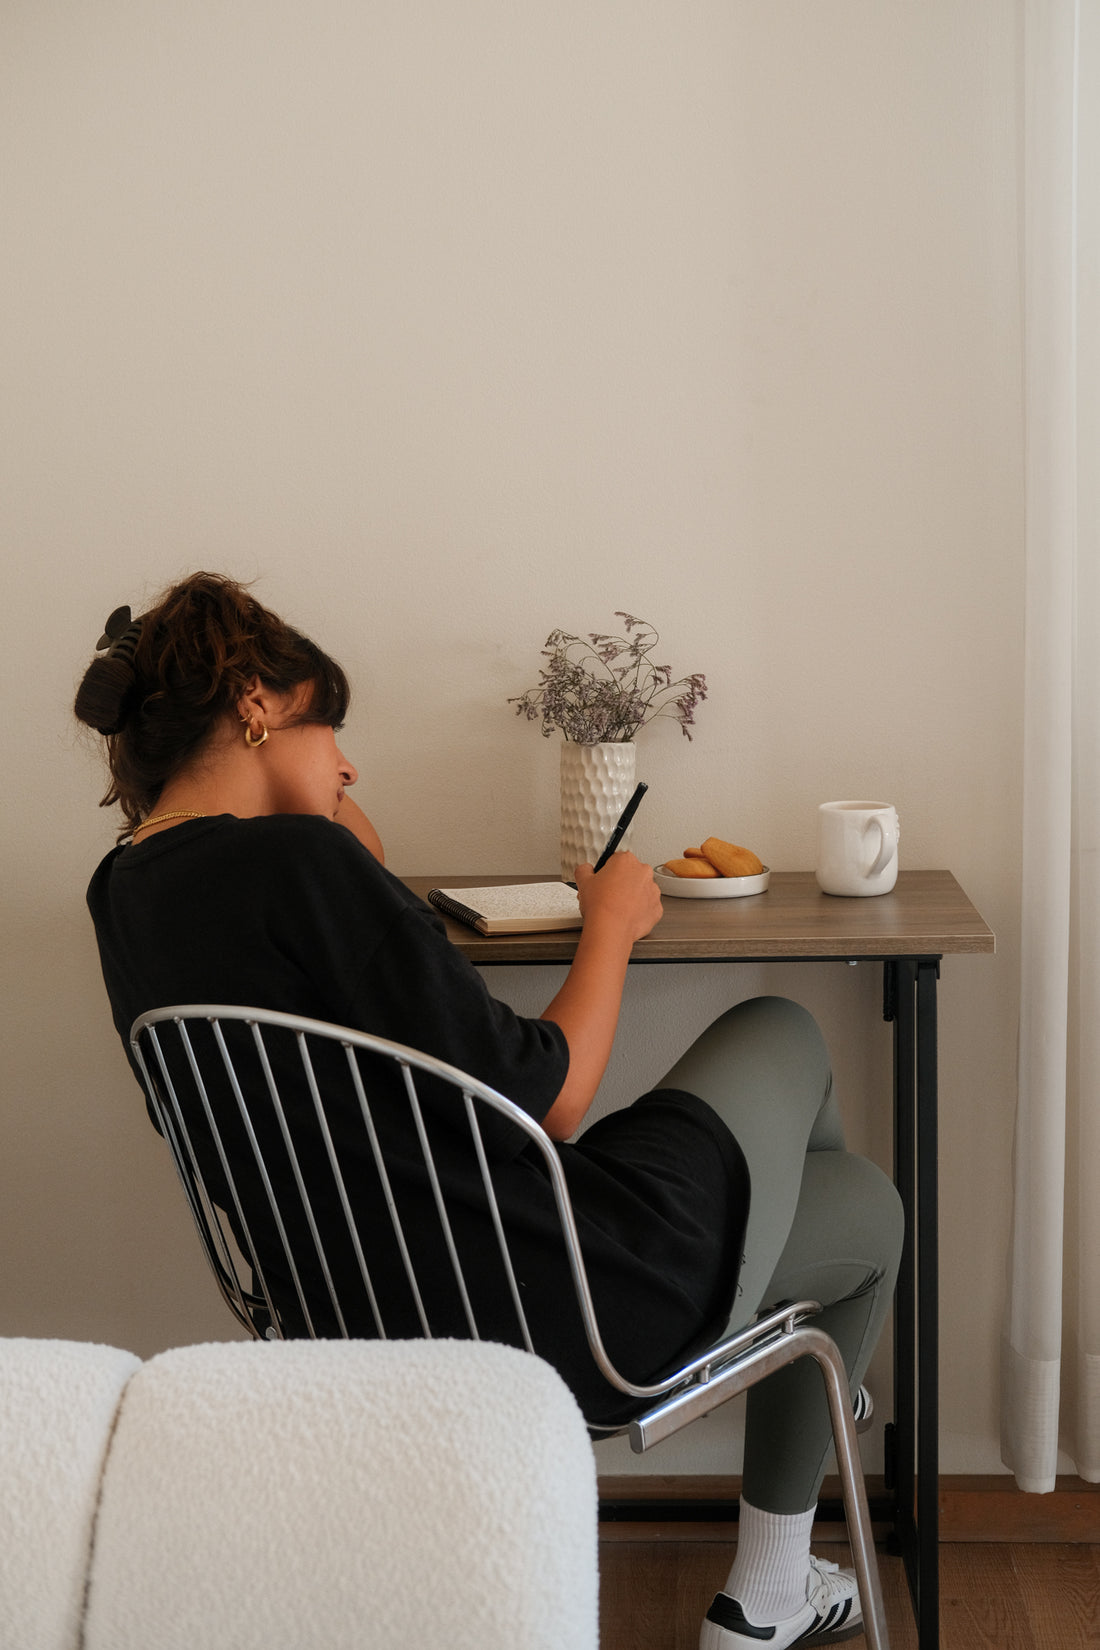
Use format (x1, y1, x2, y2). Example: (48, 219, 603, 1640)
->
(74, 572, 350, 837)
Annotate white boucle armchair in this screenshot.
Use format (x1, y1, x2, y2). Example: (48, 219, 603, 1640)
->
(0, 1336, 599, 1650)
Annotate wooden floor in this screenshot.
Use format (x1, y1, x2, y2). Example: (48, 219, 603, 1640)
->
(598, 1537, 1100, 1649)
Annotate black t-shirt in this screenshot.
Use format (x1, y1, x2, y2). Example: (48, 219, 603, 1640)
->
(88, 815, 749, 1424)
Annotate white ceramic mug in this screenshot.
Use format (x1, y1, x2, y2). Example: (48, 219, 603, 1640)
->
(816, 801, 900, 897)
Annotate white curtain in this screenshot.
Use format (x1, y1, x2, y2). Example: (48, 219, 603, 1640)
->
(1003, 0, 1100, 1493)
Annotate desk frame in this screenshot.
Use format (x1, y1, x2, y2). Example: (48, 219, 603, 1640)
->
(404, 869, 994, 1650)
(886, 955, 940, 1649)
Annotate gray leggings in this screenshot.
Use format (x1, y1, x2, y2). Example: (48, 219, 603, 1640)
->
(659, 995, 904, 1515)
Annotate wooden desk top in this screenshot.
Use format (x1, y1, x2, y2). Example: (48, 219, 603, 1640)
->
(401, 869, 995, 965)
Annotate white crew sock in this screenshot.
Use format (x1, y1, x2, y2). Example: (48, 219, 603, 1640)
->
(723, 1498, 816, 1623)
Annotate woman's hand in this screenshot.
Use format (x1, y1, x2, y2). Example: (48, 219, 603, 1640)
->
(539, 853, 662, 1140)
(573, 851, 663, 945)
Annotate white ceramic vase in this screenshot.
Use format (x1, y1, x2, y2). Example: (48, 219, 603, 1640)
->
(559, 741, 636, 882)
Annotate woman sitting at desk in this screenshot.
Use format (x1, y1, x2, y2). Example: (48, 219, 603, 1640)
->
(76, 571, 901, 1650)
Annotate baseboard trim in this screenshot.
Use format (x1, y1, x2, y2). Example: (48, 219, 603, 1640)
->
(597, 1474, 1100, 1543)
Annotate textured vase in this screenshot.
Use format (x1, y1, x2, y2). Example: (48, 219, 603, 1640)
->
(559, 741, 637, 882)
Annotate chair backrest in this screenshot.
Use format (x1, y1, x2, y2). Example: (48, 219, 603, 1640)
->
(130, 1005, 635, 1386)
(132, 1004, 830, 1420)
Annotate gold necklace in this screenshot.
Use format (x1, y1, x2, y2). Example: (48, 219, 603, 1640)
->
(131, 810, 207, 838)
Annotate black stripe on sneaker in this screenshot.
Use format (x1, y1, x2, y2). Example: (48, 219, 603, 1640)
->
(704, 1593, 777, 1640)
(818, 1596, 852, 1633)
(802, 1596, 857, 1644)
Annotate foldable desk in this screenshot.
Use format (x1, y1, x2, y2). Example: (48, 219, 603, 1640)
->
(403, 867, 995, 1650)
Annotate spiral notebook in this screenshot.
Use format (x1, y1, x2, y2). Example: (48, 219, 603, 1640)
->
(427, 881, 583, 936)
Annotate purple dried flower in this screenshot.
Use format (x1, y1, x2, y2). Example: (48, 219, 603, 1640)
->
(508, 614, 708, 742)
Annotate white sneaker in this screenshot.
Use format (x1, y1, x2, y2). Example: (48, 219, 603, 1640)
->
(699, 1555, 863, 1648)
(852, 1385, 874, 1433)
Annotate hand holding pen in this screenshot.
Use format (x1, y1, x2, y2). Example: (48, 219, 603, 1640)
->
(593, 783, 648, 872)
(573, 783, 660, 941)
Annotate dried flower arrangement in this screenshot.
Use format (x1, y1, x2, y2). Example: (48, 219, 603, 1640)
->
(509, 613, 708, 743)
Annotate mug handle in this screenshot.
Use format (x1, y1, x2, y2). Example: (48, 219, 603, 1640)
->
(864, 816, 896, 878)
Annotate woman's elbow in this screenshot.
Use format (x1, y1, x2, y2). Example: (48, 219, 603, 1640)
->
(540, 1085, 590, 1142)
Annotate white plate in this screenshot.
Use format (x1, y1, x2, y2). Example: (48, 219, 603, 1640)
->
(654, 864, 771, 899)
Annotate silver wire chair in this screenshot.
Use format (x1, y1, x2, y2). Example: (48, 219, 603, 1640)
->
(130, 1004, 889, 1650)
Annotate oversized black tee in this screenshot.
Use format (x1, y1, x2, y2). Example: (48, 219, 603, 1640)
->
(88, 815, 749, 1424)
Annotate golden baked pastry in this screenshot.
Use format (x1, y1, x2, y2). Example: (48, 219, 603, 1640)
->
(665, 856, 721, 879)
(699, 837, 765, 877)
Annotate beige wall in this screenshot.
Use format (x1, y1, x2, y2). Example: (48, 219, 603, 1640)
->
(1, 3, 1031, 1475)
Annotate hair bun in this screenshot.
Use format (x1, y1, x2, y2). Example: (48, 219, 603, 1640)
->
(74, 654, 140, 735)
(74, 608, 146, 735)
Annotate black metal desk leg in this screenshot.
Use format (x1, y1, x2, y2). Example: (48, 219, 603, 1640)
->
(884, 958, 941, 1650)
(915, 958, 940, 1649)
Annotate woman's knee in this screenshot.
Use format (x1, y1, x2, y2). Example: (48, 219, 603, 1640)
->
(714, 994, 824, 1046)
(693, 996, 830, 1084)
(723, 996, 832, 1095)
(660, 995, 836, 1163)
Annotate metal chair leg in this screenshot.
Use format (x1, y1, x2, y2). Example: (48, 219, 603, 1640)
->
(801, 1326, 891, 1650)
(628, 1318, 891, 1650)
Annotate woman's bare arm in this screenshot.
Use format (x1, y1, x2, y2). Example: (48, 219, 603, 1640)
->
(539, 853, 662, 1140)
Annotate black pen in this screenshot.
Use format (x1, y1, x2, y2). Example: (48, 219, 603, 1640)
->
(593, 782, 648, 872)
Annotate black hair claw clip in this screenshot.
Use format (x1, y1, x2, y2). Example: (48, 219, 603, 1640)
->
(96, 605, 144, 666)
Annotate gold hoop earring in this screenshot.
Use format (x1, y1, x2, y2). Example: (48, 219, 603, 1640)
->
(244, 721, 269, 748)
